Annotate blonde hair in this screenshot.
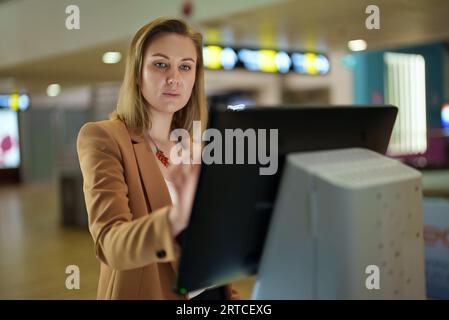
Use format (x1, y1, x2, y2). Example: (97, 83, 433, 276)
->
(110, 17, 208, 137)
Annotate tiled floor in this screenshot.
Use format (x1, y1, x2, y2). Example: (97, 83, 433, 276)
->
(0, 182, 255, 299)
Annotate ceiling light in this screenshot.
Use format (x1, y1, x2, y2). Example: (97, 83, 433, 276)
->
(102, 52, 122, 64)
(348, 39, 367, 52)
(47, 84, 61, 97)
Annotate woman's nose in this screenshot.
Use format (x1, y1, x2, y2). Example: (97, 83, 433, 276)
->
(167, 69, 180, 86)
(167, 77, 179, 86)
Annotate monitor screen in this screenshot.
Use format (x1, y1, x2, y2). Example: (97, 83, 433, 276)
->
(175, 105, 398, 293)
(0, 110, 21, 169)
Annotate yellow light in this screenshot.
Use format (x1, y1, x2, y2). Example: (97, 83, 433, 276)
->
(259, 23, 276, 49)
(304, 53, 318, 75)
(204, 46, 222, 70)
(259, 50, 277, 73)
(205, 29, 221, 45)
(8, 93, 19, 111)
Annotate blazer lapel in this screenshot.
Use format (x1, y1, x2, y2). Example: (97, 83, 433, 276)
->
(133, 140, 172, 210)
(128, 127, 179, 275)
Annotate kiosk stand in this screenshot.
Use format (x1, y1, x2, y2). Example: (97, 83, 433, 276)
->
(253, 148, 426, 299)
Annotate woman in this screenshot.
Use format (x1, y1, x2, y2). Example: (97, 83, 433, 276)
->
(77, 17, 239, 300)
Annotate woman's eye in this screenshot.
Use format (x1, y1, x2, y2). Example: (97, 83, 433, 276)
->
(180, 64, 191, 71)
(154, 62, 168, 69)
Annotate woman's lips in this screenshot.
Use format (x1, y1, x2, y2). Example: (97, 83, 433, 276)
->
(163, 92, 180, 97)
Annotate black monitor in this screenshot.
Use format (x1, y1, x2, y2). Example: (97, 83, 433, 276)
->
(175, 105, 398, 293)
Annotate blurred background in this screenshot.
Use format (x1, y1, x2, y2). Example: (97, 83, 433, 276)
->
(1, 0, 449, 299)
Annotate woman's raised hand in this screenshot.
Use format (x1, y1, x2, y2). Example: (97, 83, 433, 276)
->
(168, 161, 201, 237)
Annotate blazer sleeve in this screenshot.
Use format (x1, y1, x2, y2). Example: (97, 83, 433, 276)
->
(77, 122, 179, 271)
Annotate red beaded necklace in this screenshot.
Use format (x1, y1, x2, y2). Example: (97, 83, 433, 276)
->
(148, 135, 170, 167)
(155, 145, 170, 167)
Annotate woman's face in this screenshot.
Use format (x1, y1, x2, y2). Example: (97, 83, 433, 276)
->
(141, 32, 197, 116)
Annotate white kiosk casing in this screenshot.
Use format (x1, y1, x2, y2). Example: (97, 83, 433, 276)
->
(252, 148, 426, 299)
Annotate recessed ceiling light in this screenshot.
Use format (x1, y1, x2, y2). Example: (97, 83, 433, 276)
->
(102, 52, 122, 64)
(47, 84, 61, 97)
(348, 39, 367, 52)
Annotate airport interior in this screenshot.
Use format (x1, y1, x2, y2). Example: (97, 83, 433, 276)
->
(1, 0, 449, 300)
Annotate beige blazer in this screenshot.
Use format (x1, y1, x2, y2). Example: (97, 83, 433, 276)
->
(77, 118, 238, 300)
